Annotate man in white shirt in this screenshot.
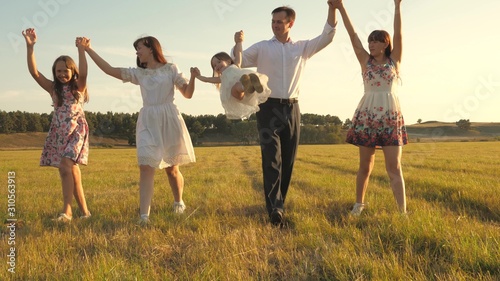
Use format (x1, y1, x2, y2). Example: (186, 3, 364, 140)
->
(234, 1, 339, 226)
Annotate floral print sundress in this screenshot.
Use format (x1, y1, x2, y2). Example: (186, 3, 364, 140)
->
(40, 85, 89, 167)
(346, 58, 408, 147)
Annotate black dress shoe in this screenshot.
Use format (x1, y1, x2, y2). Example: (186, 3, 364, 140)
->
(270, 209, 283, 226)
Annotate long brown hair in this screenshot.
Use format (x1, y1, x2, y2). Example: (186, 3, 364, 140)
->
(210, 52, 235, 90)
(133, 36, 168, 68)
(368, 30, 392, 58)
(210, 52, 234, 78)
(51, 55, 89, 107)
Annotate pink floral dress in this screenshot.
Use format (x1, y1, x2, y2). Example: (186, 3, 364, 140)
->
(40, 85, 89, 167)
(346, 58, 408, 147)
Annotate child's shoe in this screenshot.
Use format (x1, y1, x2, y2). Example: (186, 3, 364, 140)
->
(239, 74, 255, 94)
(80, 212, 92, 219)
(173, 201, 186, 214)
(53, 213, 72, 223)
(249, 73, 263, 93)
(350, 203, 366, 216)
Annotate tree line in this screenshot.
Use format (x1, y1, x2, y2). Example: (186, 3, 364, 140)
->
(0, 110, 347, 145)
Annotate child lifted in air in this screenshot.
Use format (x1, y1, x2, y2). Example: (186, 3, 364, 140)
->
(192, 37, 270, 119)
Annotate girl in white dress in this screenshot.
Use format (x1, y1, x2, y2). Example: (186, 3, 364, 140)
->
(80, 36, 197, 224)
(192, 41, 270, 119)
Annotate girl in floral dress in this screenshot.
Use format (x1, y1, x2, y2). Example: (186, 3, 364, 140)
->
(337, 0, 407, 215)
(22, 28, 91, 222)
(80, 36, 197, 224)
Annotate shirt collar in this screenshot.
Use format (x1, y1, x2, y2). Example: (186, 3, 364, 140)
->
(271, 36, 293, 44)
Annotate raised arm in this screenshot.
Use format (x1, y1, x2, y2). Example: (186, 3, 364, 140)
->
(232, 30, 244, 62)
(75, 37, 87, 92)
(335, 0, 370, 67)
(391, 0, 403, 65)
(233, 33, 243, 68)
(326, 0, 338, 28)
(80, 38, 122, 80)
(22, 28, 52, 94)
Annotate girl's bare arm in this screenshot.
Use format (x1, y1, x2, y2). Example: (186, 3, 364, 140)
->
(22, 28, 52, 94)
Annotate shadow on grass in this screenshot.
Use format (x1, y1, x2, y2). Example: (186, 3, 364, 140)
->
(410, 181, 500, 223)
(41, 215, 134, 233)
(230, 203, 297, 231)
(408, 162, 497, 178)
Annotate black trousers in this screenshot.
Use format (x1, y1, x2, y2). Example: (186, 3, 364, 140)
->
(256, 99, 300, 216)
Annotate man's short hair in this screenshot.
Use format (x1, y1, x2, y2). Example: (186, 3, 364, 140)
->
(272, 6, 296, 22)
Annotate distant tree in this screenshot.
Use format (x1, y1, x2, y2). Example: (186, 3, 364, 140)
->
(301, 113, 342, 126)
(189, 120, 205, 139)
(123, 113, 137, 139)
(112, 113, 124, 135)
(456, 119, 471, 130)
(299, 124, 343, 144)
(213, 114, 231, 134)
(182, 114, 195, 129)
(40, 113, 52, 131)
(26, 113, 43, 132)
(417, 118, 422, 124)
(324, 114, 342, 126)
(84, 111, 97, 134)
(232, 120, 258, 144)
(302, 113, 324, 125)
(10, 111, 28, 133)
(342, 118, 352, 130)
(95, 111, 115, 136)
(0, 111, 15, 133)
(197, 114, 217, 130)
(300, 124, 319, 143)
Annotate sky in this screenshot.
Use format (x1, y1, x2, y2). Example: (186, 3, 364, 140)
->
(1, 0, 499, 124)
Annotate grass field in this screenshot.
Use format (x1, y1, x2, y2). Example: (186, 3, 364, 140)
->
(1, 142, 499, 280)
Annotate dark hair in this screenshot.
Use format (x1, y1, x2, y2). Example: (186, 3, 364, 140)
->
(210, 52, 234, 78)
(133, 36, 168, 68)
(51, 55, 88, 107)
(272, 6, 296, 22)
(368, 30, 392, 58)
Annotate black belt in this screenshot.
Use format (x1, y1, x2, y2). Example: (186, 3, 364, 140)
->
(267, 98, 298, 104)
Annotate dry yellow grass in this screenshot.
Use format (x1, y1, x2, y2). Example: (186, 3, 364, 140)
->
(0, 142, 499, 280)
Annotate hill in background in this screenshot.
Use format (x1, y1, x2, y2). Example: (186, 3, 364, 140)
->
(0, 122, 499, 149)
(0, 133, 129, 150)
(406, 121, 500, 142)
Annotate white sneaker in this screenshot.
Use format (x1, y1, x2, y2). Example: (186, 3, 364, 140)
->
(173, 201, 186, 214)
(137, 214, 150, 225)
(53, 213, 72, 223)
(350, 203, 366, 216)
(80, 212, 92, 219)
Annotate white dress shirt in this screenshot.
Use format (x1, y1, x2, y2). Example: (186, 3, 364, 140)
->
(241, 22, 336, 100)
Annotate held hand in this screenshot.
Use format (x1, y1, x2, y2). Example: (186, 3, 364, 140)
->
(328, 0, 343, 9)
(190, 67, 201, 78)
(75, 37, 84, 50)
(76, 37, 91, 51)
(234, 30, 244, 43)
(22, 28, 37, 46)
